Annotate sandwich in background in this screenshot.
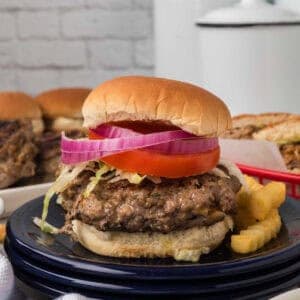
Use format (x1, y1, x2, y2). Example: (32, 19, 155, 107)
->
(253, 117, 300, 173)
(0, 92, 43, 188)
(35, 88, 91, 182)
(222, 113, 300, 173)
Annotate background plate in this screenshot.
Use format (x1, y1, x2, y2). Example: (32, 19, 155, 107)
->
(6, 196, 300, 280)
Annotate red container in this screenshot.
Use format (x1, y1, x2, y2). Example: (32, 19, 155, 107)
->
(237, 164, 300, 200)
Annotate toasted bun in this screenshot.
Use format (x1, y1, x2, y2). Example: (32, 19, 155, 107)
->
(0, 92, 41, 120)
(35, 88, 91, 119)
(232, 113, 294, 128)
(253, 117, 300, 144)
(83, 76, 231, 136)
(72, 216, 233, 262)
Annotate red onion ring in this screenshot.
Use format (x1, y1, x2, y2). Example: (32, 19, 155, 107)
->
(61, 125, 218, 164)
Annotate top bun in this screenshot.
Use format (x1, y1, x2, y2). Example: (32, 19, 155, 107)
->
(83, 76, 231, 136)
(0, 91, 41, 120)
(35, 88, 91, 119)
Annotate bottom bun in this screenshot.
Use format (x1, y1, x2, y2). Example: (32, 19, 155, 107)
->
(72, 216, 233, 262)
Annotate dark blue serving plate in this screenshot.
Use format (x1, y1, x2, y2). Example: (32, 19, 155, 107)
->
(5, 237, 300, 296)
(9, 258, 300, 300)
(6, 196, 300, 281)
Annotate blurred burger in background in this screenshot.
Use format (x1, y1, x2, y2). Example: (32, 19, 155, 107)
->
(0, 92, 42, 188)
(35, 88, 91, 182)
(223, 113, 300, 173)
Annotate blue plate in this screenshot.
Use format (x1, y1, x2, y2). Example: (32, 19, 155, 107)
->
(10, 257, 300, 300)
(6, 196, 300, 281)
(5, 238, 300, 296)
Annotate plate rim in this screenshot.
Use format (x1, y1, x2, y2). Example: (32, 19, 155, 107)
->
(6, 196, 300, 280)
(5, 238, 300, 295)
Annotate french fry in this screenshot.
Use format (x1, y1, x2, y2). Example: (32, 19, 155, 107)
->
(244, 175, 263, 192)
(249, 182, 286, 221)
(237, 176, 263, 209)
(249, 224, 272, 244)
(240, 229, 265, 248)
(236, 188, 249, 209)
(264, 182, 286, 208)
(231, 209, 282, 254)
(231, 235, 258, 254)
(234, 208, 257, 230)
(231, 176, 285, 254)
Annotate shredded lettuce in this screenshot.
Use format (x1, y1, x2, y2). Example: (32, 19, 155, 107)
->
(83, 164, 113, 198)
(40, 162, 87, 231)
(33, 217, 59, 234)
(39, 161, 148, 233)
(56, 195, 63, 205)
(126, 173, 146, 184)
(112, 170, 146, 185)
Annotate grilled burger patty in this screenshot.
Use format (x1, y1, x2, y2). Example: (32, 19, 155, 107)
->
(0, 120, 38, 187)
(62, 171, 241, 234)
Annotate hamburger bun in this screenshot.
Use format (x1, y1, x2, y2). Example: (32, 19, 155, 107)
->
(0, 92, 41, 120)
(83, 76, 232, 136)
(0, 91, 44, 135)
(35, 88, 91, 119)
(253, 117, 300, 144)
(232, 113, 294, 129)
(72, 216, 233, 262)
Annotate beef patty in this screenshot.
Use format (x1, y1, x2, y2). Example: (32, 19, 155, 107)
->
(63, 172, 241, 234)
(0, 120, 38, 188)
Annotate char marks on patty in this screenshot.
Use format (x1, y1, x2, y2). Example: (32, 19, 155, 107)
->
(0, 120, 38, 188)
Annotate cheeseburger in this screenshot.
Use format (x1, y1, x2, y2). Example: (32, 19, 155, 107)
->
(0, 92, 42, 188)
(35, 88, 91, 181)
(40, 77, 243, 262)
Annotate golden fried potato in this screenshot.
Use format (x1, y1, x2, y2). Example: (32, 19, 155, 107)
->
(236, 189, 250, 209)
(234, 208, 257, 230)
(240, 229, 265, 248)
(249, 182, 286, 221)
(231, 235, 258, 254)
(231, 209, 282, 254)
(249, 224, 272, 243)
(265, 182, 286, 208)
(261, 209, 281, 235)
(245, 175, 263, 192)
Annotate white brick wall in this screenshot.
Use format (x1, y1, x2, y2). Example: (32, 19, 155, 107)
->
(0, 0, 153, 94)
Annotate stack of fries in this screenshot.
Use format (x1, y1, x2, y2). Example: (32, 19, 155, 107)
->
(231, 176, 286, 254)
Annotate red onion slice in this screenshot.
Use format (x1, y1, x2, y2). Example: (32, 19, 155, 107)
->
(62, 128, 194, 152)
(61, 125, 218, 164)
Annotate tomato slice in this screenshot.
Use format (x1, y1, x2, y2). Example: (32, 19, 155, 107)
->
(89, 130, 220, 178)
